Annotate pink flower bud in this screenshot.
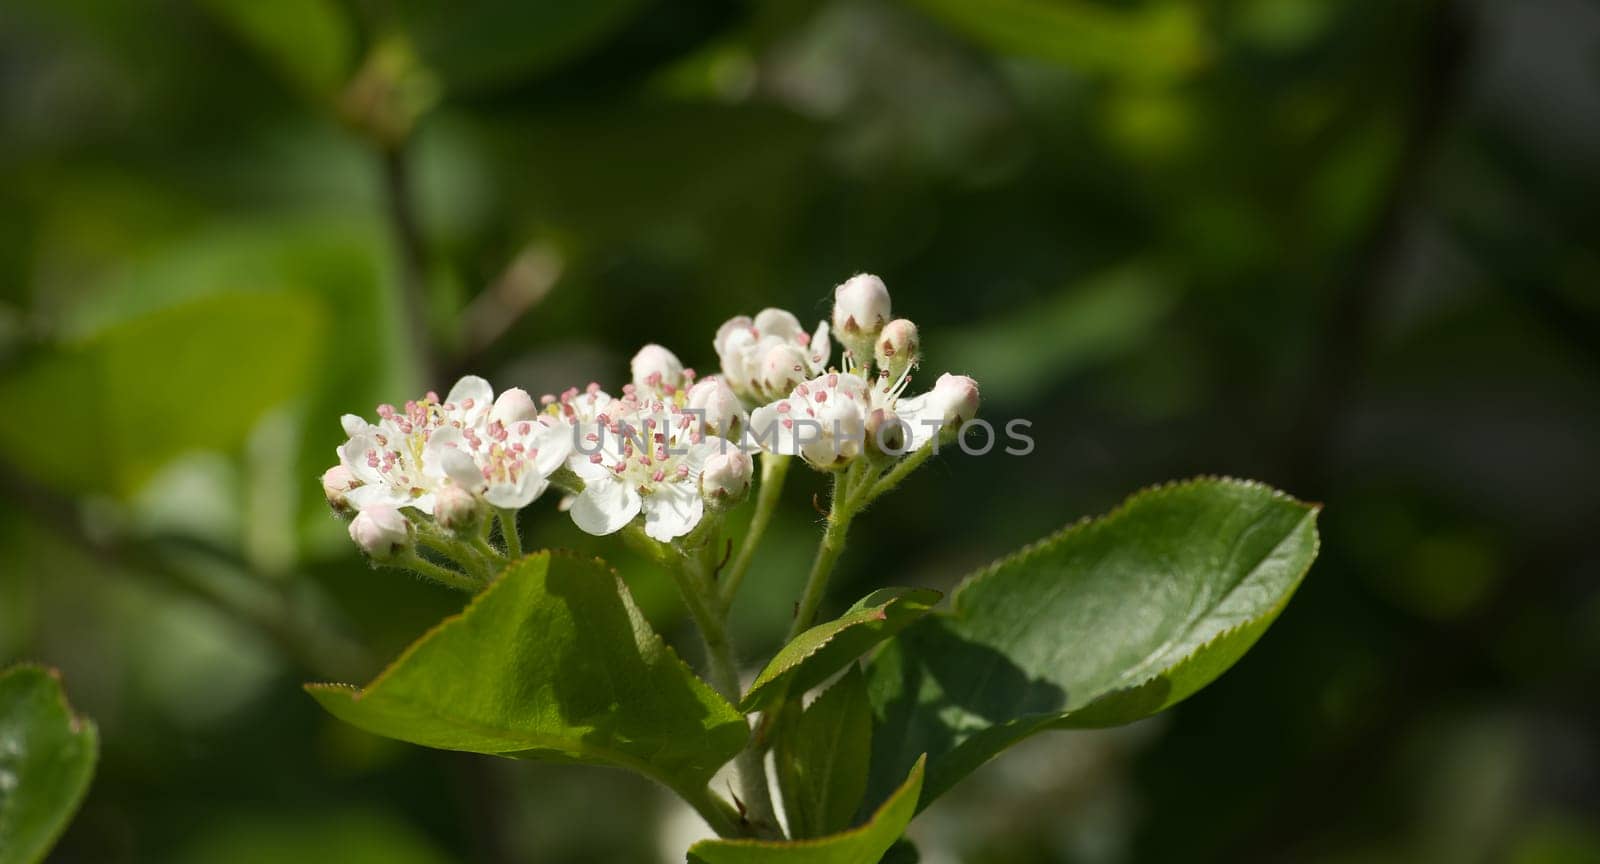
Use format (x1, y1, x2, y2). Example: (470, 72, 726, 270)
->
(700, 451, 753, 506)
(874, 318, 919, 380)
(630, 344, 685, 392)
(433, 484, 483, 533)
(686, 377, 746, 437)
(759, 344, 809, 400)
(322, 465, 362, 515)
(348, 505, 412, 561)
(832, 273, 892, 349)
(931, 373, 980, 425)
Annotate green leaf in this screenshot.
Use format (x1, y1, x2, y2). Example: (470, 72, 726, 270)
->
(0, 665, 98, 864)
(688, 755, 925, 864)
(307, 552, 747, 803)
(775, 667, 873, 839)
(743, 589, 941, 713)
(864, 477, 1319, 810)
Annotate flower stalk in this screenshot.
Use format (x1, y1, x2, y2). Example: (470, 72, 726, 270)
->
(719, 453, 791, 609)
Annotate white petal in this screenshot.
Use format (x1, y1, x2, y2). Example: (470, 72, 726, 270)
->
(643, 487, 703, 542)
(569, 479, 641, 536)
(748, 403, 801, 456)
(486, 473, 548, 510)
(714, 315, 754, 357)
(340, 414, 369, 436)
(754, 308, 803, 341)
(440, 448, 484, 490)
(446, 375, 494, 422)
(346, 483, 401, 511)
(491, 388, 539, 425)
(808, 320, 832, 370)
(529, 421, 573, 476)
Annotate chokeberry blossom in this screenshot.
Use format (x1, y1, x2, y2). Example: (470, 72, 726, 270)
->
(748, 371, 873, 468)
(333, 375, 569, 516)
(713, 309, 830, 403)
(567, 398, 735, 541)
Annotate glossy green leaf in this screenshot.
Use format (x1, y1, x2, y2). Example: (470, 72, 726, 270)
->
(775, 667, 873, 839)
(307, 552, 747, 802)
(688, 756, 925, 864)
(743, 589, 941, 713)
(0, 665, 98, 864)
(864, 478, 1319, 810)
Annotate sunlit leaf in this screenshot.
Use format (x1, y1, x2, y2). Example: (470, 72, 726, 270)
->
(864, 478, 1319, 810)
(743, 588, 941, 713)
(307, 552, 747, 801)
(0, 665, 98, 864)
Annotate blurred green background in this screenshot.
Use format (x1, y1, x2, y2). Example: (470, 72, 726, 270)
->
(2, 0, 1598, 861)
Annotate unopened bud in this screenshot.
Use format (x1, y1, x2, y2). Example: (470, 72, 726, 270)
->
(874, 319, 919, 381)
(686, 377, 746, 437)
(322, 465, 362, 515)
(491, 387, 539, 425)
(759, 344, 809, 399)
(348, 505, 412, 561)
(433, 484, 483, 533)
(631, 344, 685, 393)
(701, 451, 753, 506)
(867, 408, 908, 456)
(832, 273, 892, 358)
(931, 373, 980, 426)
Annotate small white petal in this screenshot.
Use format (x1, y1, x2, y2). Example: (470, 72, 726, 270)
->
(486, 472, 548, 510)
(643, 486, 703, 542)
(570, 479, 641, 536)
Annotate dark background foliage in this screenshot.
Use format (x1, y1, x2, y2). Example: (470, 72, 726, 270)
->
(2, 0, 1597, 861)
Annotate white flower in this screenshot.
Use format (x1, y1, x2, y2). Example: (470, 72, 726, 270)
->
(832, 273, 891, 356)
(714, 309, 829, 402)
(701, 450, 753, 506)
(686, 376, 747, 438)
(335, 375, 571, 516)
(568, 400, 731, 542)
(348, 505, 412, 561)
(630, 344, 686, 396)
(548, 383, 615, 427)
(896, 373, 980, 450)
(749, 372, 872, 468)
(424, 414, 572, 510)
(336, 375, 498, 515)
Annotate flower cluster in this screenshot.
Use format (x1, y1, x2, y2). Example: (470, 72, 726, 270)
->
(324, 274, 978, 578)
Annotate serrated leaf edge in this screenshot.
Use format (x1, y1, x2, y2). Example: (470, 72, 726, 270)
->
(947, 475, 1320, 613)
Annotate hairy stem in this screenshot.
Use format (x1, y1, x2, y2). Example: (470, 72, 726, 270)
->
(674, 551, 778, 835)
(395, 551, 479, 592)
(786, 470, 858, 642)
(497, 508, 523, 559)
(720, 453, 792, 609)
